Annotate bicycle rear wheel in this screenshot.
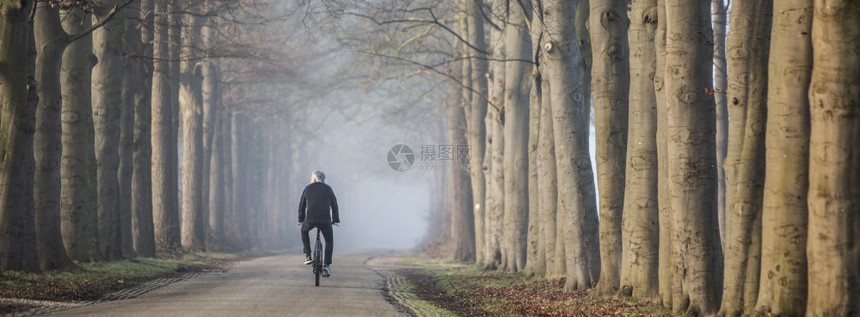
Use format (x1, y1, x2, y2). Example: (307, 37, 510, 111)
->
(314, 237, 322, 287)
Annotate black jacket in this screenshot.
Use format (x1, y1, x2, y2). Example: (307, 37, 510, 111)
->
(298, 182, 339, 223)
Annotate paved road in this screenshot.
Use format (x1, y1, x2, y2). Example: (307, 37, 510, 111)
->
(45, 253, 408, 317)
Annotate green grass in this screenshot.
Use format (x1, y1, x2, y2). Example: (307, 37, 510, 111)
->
(0, 252, 239, 302)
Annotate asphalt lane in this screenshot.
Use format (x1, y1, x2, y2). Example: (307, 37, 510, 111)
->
(45, 253, 408, 317)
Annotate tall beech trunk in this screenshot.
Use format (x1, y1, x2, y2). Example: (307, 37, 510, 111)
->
(501, 1, 531, 272)
(0, 0, 39, 273)
(756, 0, 812, 316)
(618, 0, 659, 300)
(152, 0, 180, 251)
(133, 0, 156, 257)
(120, 0, 144, 258)
(542, 0, 600, 290)
(524, 59, 543, 277)
(654, 0, 672, 305)
(450, 61, 476, 262)
(60, 8, 102, 263)
(231, 112, 250, 249)
(464, 0, 488, 265)
(92, 0, 126, 260)
(208, 107, 225, 249)
(200, 17, 221, 246)
(590, 0, 630, 296)
(537, 71, 560, 278)
(753, 1, 812, 315)
(664, 1, 723, 314)
(482, 0, 505, 269)
(33, 2, 75, 271)
(719, 1, 772, 315)
(712, 0, 729, 246)
(806, 1, 860, 315)
(180, 13, 205, 250)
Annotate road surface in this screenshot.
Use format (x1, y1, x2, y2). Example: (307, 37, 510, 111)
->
(44, 252, 408, 317)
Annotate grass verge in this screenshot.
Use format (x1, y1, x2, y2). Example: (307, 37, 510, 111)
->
(398, 265, 669, 316)
(0, 251, 255, 314)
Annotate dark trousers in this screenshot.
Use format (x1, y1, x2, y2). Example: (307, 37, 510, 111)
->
(301, 221, 333, 265)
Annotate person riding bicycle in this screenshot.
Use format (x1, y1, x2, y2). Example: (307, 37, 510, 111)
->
(298, 171, 339, 277)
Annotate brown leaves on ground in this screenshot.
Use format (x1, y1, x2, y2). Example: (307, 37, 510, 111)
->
(399, 268, 667, 316)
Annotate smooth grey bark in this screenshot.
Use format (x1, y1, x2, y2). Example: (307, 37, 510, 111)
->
(753, 1, 812, 315)
(718, 1, 771, 315)
(664, 1, 723, 314)
(221, 110, 236, 248)
(590, 0, 630, 296)
(501, 1, 531, 273)
(482, 0, 505, 269)
(618, 0, 659, 301)
(230, 112, 250, 250)
(524, 57, 543, 277)
(133, 0, 156, 257)
(92, 0, 126, 260)
(33, 2, 75, 271)
(0, 0, 39, 273)
(119, 0, 144, 258)
(542, 0, 600, 290)
(152, 0, 180, 251)
(200, 17, 221, 247)
(464, 0, 488, 265)
(536, 61, 561, 279)
(60, 8, 102, 263)
(653, 0, 672, 306)
(120, 0, 144, 258)
(208, 107, 225, 249)
(806, 1, 860, 315)
(451, 22, 475, 263)
(180, 13, 205, 250)
(712, 0, 728, 246)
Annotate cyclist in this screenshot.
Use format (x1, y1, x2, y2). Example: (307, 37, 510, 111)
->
(298, 170, 339, 277)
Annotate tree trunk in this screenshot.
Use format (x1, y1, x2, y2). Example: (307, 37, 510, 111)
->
(33, 2, 75, 271)
(590, 0, 630, 296)
(719, 1, 772, 315)
(133, 0, 156, 257)
(152, 0, 180, 251)
(524, 60, 543, 277)
(180, 13, 205, 250)
(753, 1, 812, 315)
(663, 1, 723, 314)
(208, 107, 225, 249)
(541, 0, 600, 290)
(0, 0, 39, 273)
(806, 1, 860, 315)
(537, 71, 560, 278)
(501, 2, 531, 272)
(201, 18, 221, 248)
(464, 0, 487, 265)
(221, 110, 236, 249)
(482, 0, 505, 269)
(120, 0, 143, 258)
(92, 0, 126, 260)
(618, 0, 658, 301)
(575, 1, 602, 286)
(231, 112, 250, 250)
(712, 0, 729, 246)
(60, 8, 102, 263)
(653, 0, 673, 306)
